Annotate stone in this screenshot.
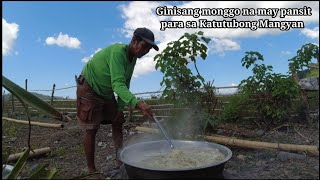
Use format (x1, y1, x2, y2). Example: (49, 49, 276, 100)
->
(4, 137, 17, 143)
(255, 129, 265, 136)
(123, 129, 128, 134)
(237, 154, 246, 161)
(255, 151, 273, 159)
(277, 151, 307, 161)
(106, 155, 113, 161)
(108, 133, 113, 137)
(98, 142, 103, 146)
(30, 164, 39, 172)
(142, 122, 150, 126)
(2, 165, 14, 178)
(298, 77, 319, 90)
(255, 160, 265, 166)
(314, 165, 319, 172)
(217, 129, 224, 134)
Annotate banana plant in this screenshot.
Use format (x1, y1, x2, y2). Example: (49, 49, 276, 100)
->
(3, 148, 59, 179)
(2, 75, 68, 121)
(2, 149, 99, 179)
(2, 76, 101, 179)
(2, 75, 67, 179)
(4, 149, 30, 179)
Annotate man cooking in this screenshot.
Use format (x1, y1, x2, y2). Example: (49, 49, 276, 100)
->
(76, 27, 158, 175)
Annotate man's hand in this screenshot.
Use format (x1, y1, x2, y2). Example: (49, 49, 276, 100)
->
(136, 101, 153, 120)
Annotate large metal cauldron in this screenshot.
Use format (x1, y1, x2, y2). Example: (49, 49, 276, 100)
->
(120, 140, 232, 179)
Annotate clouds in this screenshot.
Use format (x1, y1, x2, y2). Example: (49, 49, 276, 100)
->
(301, 27, 319, 39)
(217, 83, 239, 95)
(81, 48, 102, 63)
(281, 50, 292, 56)
(132, 41, 170, 78)
(2, 18, 19, 56)
(119, 1, 319, 78)
(209, 38, 241, 56)
(45, 32, 81, 49)
(119, 1, 163, 39)
(132, 52, 157, 78)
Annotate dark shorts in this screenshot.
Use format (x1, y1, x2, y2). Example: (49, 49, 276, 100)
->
(76, 75, 125, 130)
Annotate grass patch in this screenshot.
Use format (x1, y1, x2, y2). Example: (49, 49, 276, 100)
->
(51, 147, 67, 157)
(2, 120, 23, 137)
(73, 144, 84, 155)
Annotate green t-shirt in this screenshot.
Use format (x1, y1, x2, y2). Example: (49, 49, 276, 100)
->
(81, 43, 138, 111)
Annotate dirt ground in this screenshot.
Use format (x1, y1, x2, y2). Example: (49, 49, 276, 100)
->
(2, 115, 319, 179)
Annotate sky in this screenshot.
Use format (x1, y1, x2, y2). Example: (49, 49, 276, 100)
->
(2, 1, 319, 99)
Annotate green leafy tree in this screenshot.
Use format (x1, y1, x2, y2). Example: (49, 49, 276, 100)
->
(238, 51, 299, 127)
(288, 43, 319, 123)
(154, 31, 210, 106)
(154, 31, 219, 138)
(288, 43, 319, 74)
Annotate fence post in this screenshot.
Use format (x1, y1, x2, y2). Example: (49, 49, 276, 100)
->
(25, 79, 28, 111)
(25, 79, 28, 91)
(11, 93, 15, 117)
(2, 90, 4, 115)
(51, 84, 56, 105)
(129, 105, 133, 122)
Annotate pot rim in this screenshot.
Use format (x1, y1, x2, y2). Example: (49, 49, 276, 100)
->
(120, 140, 232, 171)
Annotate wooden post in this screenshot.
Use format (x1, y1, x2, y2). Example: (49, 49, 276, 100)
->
(11, 93, 15, 117)
(51, 84, 56, 105)
(25, 79, 28, 90)
(25, 79, 28, 111)
(129, 105, 133, 122)
(2, 90, 5, 115)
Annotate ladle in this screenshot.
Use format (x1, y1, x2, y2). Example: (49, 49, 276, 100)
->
(151, 114, 174, 149)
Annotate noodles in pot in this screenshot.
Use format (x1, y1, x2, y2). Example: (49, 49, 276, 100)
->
(135, 148, 225, 170)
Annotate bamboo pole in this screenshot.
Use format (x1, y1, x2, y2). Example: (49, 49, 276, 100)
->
(7, 147, 51, 162)
(204, 135, 318, 156)
(135, 126, 319, 156)
(136, 126, 160, 133)
(132, 115, 170, 118)
(2, 117, 64, 128)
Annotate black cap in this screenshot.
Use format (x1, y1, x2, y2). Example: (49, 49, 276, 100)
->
(134, 27, 159, 51)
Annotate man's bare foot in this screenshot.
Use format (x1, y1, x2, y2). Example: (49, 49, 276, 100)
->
(88, 168, 97, 174)
(87, 173, 105, 180)
(114, 159, 123, 169)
